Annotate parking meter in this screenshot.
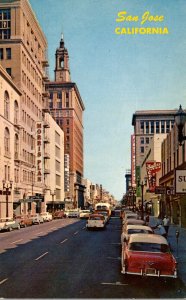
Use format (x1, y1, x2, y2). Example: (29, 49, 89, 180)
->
(176, 230, 180, 258)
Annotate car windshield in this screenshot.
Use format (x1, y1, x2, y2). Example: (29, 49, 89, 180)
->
(90, 217, 103, 220)
(128, 229, 151, 235)
(129, 242, 170, 253)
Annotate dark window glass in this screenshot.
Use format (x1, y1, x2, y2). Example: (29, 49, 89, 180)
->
(140, 146, 144, 153)
(146, 137, 149, 144)
(150, 121, 154, 134)
(0, 48, 3, 59)
(161, 121, 165, 133)
(6, 47, 11, 59)
(156, 121, 160, 133)
(0, 9, 11, 39)
(146, 122, 149, 134)
(6, 68, 11, 76)
(140, 137, 144, 144)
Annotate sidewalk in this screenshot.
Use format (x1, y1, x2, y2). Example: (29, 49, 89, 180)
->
(149, 216, 186, 286)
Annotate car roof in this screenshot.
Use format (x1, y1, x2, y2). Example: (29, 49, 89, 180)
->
(129, 233, 168, 244)
(89, 213, 104, 217)
(126, 225, 153, 231)
(125, 219, 145, 224)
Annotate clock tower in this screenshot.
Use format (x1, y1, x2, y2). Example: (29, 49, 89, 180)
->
(54, 35, 71, 82)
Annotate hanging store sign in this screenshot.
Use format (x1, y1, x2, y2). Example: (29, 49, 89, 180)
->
(131, 134, 136, 187)
(146, 161, 161, 193)
(36, 122, 43, 183)
(175, 170, 186, 194)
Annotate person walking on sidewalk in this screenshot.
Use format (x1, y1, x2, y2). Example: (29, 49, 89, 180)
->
(162, 215, 170, 236)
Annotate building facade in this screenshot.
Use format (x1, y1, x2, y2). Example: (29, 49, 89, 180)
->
(46, 36, 85, 209)
(0, 0, 66, 216)
(0, 65, 21, 219)
(159, 121, 186, 227)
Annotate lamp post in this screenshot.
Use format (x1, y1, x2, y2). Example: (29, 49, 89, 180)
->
(175, 105, 186, 145)
(137, 177, 146, 220)
(2, 180, 13, 218)
(50, 190, 56, 214)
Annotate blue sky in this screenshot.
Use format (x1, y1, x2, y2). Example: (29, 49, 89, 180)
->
(30, 0, 186, 200)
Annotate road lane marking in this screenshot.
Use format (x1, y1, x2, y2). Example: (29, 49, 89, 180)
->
(0, 278, 8, 285)
(74, 231, 79, 235)
(10, 239, 23, 244)
(101, 282, 128, 286)
(35, 251, 49, 261)
(82, 227, 86, 229)
(107, 256, 121, 260)
(60, 238, 68, 244)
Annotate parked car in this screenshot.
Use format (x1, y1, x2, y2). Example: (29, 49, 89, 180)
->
(79, 210, 91, 219)
(40, 212, 53, 222)
(123, 218, 146, 228)
(0, 218, 20, 232)
(86, 214, 106, 230)
(121, 224, 153, 244)
(53, 210, 66, 219)
(15, 215, 33, 227)
(66, 210, 80, 218)
(122, 213, 139, 224)
(29, 214, 44, 224)
(121, 233, 177, 278)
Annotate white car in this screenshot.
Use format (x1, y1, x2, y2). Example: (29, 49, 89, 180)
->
(121, 224, 153, 244)
(86, 214, 106, 230)
(29, 214, 44, 224)
(0, 218, 20, 232)
(66, 210, 80, 218)
(79, 210, 91, 219)
(40, 212, 53, 222)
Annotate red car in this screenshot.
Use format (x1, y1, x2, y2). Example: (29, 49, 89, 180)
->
(121, 233, 177, 278)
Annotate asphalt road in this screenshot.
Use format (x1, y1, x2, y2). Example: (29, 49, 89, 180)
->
(0, 216, 186, 298)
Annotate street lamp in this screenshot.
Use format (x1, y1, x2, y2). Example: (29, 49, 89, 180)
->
(2, 179, 13, 218)
(175, 105, 186, 145)
(50, 190, 56, 214)
(137, 177, 147, 220)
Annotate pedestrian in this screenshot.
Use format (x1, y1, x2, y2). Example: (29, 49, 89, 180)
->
(157, 224, 167, 238)
(162, 215, 170, 236)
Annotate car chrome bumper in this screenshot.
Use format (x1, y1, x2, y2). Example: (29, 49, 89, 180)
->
(121, 268, 177, 278)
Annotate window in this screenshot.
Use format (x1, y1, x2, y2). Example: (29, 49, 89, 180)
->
(156, 121, 160, 133)
(66, 119, 69, 125)
(140, 137, 144, 144)
(145, 122, 149, 134)
(14, 100, 19, 124)
(4, 127, 10, 155)
(140, 121, 144, 133)
(0, 48, 3, 59)
(140, 146, 144, 153)
(166, 121, 170, 133)
(0, 9, 11, 39)
(4, 91, 10, 119)
(161, 121, 165, 133)
(6, 47, 11, 59)
(150, 121, 154, 134)
(146, 137, 149, 144)
(14, 134, 19, 159)
(6, 68, 11, 76)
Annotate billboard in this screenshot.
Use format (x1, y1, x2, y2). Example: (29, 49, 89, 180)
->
(175, 170, 186, 194)
(146, 161, 161, 193)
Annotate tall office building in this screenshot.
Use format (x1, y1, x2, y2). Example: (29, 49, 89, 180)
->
(46, 36, 85, 208)
(132, 110, 176, 168)
(0, 0, 49, 215)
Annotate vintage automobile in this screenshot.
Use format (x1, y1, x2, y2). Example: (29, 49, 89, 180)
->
(121, 224, 153, 244)
(79, 210, 91, 219)
(66, 210, 80, 218)
(95, 210, 109, 223)
(121, 233, 177, 278)
(40, 212, 53, 222)
(122, 213, 139, 224)
(29, 214, 44, 225)
(86, 213, 106, 230)
(15, 215, 33, 227)
(122, 218, 146, 230)
(53, 210, 66, 219)
(0, 218, 20, 232)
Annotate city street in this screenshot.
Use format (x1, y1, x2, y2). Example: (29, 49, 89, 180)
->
(0, 216, 186, 298)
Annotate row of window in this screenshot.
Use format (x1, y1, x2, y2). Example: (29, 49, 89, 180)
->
(140, 120, 174, 134)
(0, 47, 11, 60)
(22, 50, 42, 87)
(22, 70, 42, 103)
(0, 9, 11, 39)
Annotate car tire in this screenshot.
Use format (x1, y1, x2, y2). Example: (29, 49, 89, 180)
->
(17, 225, 20, 230)
(8, 227, 12, 232)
